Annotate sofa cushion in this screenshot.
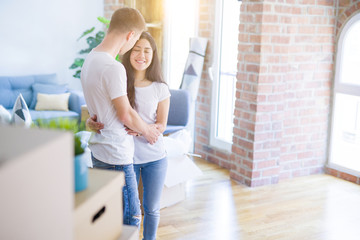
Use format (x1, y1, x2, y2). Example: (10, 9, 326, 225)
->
(29, 110, 79, 121)
(30, 83, 68, 109)
(164, 125, 187, 135)
(10, 93, 32, 127)
(0, 76, 35, 108)
(35, 93, 70, 111)
(34, 73, 58, 84)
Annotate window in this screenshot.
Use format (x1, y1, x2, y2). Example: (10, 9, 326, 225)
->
(163, 0, 198, 89)
(210, 0, 241, 151)
(329, 13, 360, 174)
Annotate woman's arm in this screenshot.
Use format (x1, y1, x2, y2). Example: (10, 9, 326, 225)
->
(155, 97, 170, 133)
(86, 114, 104, 133)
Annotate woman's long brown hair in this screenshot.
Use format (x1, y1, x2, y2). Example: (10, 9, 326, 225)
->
(122, 31, 166, 109)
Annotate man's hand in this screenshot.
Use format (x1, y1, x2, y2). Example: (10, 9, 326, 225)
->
(86, 114, 104, 134)
(142, 124, 161, 144)
(125, 127, 140, 136)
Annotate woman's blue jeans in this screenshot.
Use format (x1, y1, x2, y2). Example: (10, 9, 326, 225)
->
(92, 155, 141, 227)
(134, 157, 167, 240)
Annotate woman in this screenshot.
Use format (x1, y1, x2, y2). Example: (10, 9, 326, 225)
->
(88, 32, 170, 240)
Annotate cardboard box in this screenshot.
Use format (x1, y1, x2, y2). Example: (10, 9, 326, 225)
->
(0, 126, 73, 240)
(74, 169, 124, 240)
(160, 155, 202, 208)
(160, 182, 186, 209)
(81, 104, 90, 122)
(139, 155, 202, 210)
(116, 225, 139, 240)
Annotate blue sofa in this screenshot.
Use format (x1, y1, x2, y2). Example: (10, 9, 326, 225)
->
(0, 74, 85, 122)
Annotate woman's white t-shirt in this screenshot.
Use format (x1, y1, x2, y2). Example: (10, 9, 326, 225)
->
(133, 82, 170, 164)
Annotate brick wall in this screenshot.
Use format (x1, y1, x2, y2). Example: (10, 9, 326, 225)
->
(194, 0, 359, 187)
(104, 0, 125, 19)
(336, 0, 360, 36)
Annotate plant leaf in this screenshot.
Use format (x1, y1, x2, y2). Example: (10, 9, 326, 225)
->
(74, 135, 85, 155)
(75, 58, 84, 67)
(79, 48, 92, 54)
(87, 36, 101, 49)
(69, 58, 83, 69)
(69, 63, 78, 69)
(73, 70, 81, 79)
(98, 16, 110, 28)
(77, 27, 95, 41)
(96, 31, 105, 42)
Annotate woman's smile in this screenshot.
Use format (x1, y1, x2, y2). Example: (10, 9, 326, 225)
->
(130, 38, 153, 71)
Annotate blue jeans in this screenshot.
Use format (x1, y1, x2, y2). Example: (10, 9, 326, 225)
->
(134, 157, 167, 240)
(92, 155, 141, 227)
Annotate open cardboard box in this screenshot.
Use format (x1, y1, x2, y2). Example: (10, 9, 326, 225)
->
(160, 154, 202, 208)
(139, 154, 202, 210)
(140, 131, 202, 209)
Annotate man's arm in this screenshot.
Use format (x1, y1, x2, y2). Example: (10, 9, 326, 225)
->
(112, 95, 160, 144)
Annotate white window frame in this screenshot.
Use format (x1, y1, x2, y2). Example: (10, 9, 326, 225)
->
(209, 0, 239, 152)
(328, 12, 360, 175)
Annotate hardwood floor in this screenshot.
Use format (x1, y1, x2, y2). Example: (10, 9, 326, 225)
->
(150, 157, 360, 240)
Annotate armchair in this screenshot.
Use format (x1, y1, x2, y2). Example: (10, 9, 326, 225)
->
(164, 89, 191, 135)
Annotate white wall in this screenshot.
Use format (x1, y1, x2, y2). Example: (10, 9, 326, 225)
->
(0, 0, 104, 90)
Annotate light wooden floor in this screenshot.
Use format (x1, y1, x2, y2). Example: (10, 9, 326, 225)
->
(146, 157, 360, 240)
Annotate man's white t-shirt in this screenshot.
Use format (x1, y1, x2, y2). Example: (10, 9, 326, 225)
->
(80, 51, 134, 165)
(133, 82, 170, 164)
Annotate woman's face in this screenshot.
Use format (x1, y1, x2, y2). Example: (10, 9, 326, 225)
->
(130, 38, 153, 72)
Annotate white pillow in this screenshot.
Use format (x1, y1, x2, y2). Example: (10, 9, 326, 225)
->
(35, 92, 70, 111)
(11, 93, 32, 127)
(0, 105, 11, 125)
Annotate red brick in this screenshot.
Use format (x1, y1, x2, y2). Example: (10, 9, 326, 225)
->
(339, 172, 358, 184)
(308, 7, 326, 15)
(262, 167, 280, 177)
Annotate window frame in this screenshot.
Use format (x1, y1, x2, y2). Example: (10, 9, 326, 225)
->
(209, 0, 239, 152)
(328, 12, 360, 175)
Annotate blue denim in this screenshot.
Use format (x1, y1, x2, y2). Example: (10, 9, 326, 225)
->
(134, 157, 168, 240)
(91, 155, 141, 227)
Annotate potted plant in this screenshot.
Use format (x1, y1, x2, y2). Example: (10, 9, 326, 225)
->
(35, 118, 88, 192)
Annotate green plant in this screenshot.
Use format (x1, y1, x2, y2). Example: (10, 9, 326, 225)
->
(69, 17, 110, 79)
(35, 118, 86, 156)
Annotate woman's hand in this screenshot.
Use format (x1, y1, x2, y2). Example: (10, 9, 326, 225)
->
(154, 123, 165, 133)
(86, 114, 104, 133)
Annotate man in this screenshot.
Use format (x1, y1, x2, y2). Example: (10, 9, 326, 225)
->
(80, 7, 160, 227)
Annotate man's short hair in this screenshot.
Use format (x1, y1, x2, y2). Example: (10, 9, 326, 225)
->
(108, 7, 146, 34)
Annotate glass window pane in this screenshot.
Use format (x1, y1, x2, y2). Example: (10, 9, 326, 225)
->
(340, 21, 360, 86)
(330, 93, 360, 172)
(217, 73, 236, 141)
(164, 0, 197, 89)
(215, 0, 240, 143)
